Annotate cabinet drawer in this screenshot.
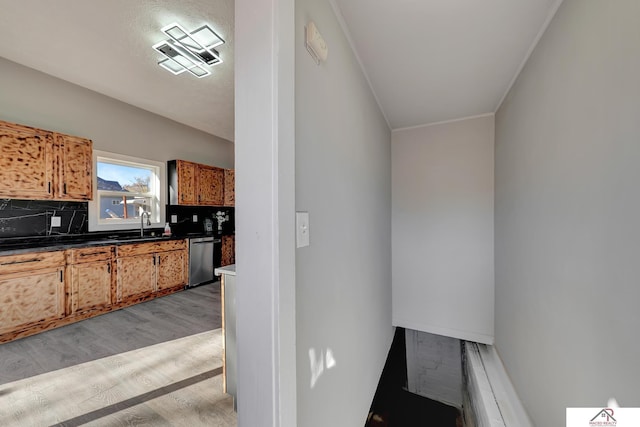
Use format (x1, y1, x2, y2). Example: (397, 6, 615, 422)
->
(0, 251, 65, 275)
(66, 246, 113, 264)
(116, 239, 187, 257)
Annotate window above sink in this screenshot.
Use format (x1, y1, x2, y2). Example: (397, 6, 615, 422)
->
(88, 150, 166, 232)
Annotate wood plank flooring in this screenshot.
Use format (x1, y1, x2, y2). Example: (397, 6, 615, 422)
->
(0, 282, 236, 426)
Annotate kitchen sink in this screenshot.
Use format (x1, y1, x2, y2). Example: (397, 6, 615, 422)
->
(100, 235, 171, 243)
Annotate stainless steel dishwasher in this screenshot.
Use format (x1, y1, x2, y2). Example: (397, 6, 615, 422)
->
(188, 236, 218, 287)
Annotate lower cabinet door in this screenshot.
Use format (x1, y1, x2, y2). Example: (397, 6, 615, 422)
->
(157, 250, 187, 291)
(221, 235, 235, 266)
(70, 261, 112, 313)
(0, 267, 65, 334)
(117, 254, 155, 301)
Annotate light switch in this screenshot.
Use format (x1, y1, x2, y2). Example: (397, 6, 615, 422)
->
(51, 216, 61, 227)
(296, 211, 310, 248)
(192, 214, 198, 223)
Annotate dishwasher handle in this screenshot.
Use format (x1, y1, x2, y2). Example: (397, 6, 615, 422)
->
(190, 237, 215, 244)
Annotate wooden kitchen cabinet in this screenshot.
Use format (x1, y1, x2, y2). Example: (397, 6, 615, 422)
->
(168, 159, 225, 206)
(0, 251, 66, 336)
(197, 164, 224, 205)
(223, 169, 235, 207)
(221, 235, 235, 266)
(172, 159, 197, 205)
(56, 133, 93, 201)
(0, 239, 188, 343)
(157, 249, 187, 291)
(117, 253, 156, 300)
(116, 239, 188, 301)
(67, 246, 114, 314)
(0, 119, 93, 201)
(0, 120, 55, 200)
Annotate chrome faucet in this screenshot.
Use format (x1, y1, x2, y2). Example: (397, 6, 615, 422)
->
(140, 211, 151, 236)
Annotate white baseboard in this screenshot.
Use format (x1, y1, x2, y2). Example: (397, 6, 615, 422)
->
(463, 342, 532, 427)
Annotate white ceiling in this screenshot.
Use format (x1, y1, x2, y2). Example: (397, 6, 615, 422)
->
(0, 0, 235, 141)
(331, 0, 563, 129)
(0, 0, 562, 140)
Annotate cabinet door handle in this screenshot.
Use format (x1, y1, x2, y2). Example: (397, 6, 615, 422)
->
(153, 256, 156, 266)
(60, 270, 63, 282)
(63, 183, 67, 194)
(80, 251, 105, 257)
(157, 255, 161, 265)
(107, 263, 111, 274)
(48, 182, 51, 193)
(0, 258, 40, 266)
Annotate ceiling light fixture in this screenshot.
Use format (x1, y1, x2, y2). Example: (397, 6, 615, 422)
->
(153, 23, 224, 78)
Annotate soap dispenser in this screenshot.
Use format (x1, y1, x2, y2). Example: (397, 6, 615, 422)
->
(163, 222, 172, 236)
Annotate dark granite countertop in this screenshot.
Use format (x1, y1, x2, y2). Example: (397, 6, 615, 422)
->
(0, 231, 200, 256)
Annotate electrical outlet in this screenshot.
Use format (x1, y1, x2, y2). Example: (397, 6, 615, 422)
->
(192, 214, 198, 223)
(51, 216, 61, 227)
(171, 214, 178, 223)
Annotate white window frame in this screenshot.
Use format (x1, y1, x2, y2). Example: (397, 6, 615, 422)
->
(88, 150, 166, 232)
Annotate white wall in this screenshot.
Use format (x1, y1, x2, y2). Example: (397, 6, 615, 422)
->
(0, 57, 233, 168)
(392, 116, 495, 344)
(295, 0, 393, 425)
(495, 1, 640, 425)
(405, 329, 462, 407)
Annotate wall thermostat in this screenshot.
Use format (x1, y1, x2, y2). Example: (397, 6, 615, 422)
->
(305, 21, 328, 64)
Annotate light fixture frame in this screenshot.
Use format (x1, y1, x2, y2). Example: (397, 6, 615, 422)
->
(153, 22, 224, 78)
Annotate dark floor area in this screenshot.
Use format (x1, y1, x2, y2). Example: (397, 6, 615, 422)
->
(366, 327, 462, 427)
(0, 281, 220, 385)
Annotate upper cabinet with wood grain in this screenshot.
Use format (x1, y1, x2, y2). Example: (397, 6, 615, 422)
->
(168, 159, 229, 206)
(0, 120, 93, 201)
(0, 121, 55, 199)
(56, 133, 93, 200)
(173, 159, 197, 205)
(223, 169, 235, 207)
(197, 164, 224, 205)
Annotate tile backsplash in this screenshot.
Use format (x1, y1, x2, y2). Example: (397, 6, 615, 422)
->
(0, 199, 88, 239)
(166, 205, 234, 236)
(0, 199, 233, 240)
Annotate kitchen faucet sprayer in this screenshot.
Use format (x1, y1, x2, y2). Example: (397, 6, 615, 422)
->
(141, 211, 151, 236)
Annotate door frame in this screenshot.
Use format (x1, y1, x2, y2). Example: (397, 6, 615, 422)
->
(235, 0, 297, 425)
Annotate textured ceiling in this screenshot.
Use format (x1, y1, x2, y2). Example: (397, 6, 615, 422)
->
(331, 0, 563, 129)
(0, 0, 563, 140)
(0, 0, 234, 141)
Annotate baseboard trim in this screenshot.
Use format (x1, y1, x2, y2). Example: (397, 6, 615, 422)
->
(463, 342, 532, 427)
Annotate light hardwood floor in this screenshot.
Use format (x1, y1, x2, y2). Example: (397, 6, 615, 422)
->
(0, 282, 237, 426)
